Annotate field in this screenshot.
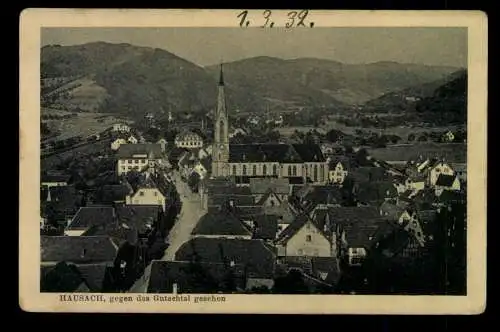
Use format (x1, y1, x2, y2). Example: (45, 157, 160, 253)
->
(42, 108, 133, 141)
(366, 143, 467, 163)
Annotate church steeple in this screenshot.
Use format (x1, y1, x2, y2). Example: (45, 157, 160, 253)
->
(219, 63, 225, 86)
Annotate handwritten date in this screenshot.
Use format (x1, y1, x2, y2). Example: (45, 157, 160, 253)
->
(237, 10, 314, 28)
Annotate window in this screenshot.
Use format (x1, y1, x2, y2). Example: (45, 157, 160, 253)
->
(306, 235, 312, 242)
(243, 165, 247, 176)
(128, 159, 133, 164)
(314, 165, 318, 182)
(288, 165, 292, 175)
(232, 165, 237, 175)
(292, 166, 297, 176)
(273, 165, 277, 176)
(122, 167, 126, 171)
(134, 159, 138, 164)
(139, 191, 145, 196)
(81, 249, 86, 258)
(154, 191, 157, 197)
(253, 165, 257, 175)
(262, 165, 267, 175)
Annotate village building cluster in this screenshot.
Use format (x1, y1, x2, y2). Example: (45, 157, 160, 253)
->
(40, 65, 467, 294)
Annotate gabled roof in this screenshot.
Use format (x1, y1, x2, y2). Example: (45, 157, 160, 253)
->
(328, 155, 351, 169)
(175, 238, 276, 279)
(276, 214, 330, 244)
(435, 174, 457, 187)
(67, 206, 115, 231)
(263, 202, 297, 224)
(116, 143, 163, 159)
(249, 177, 290, 195)
(253, 215, 279, 240)
(145, 260, 246, 293)
(229, 143, 301, 163)
(256, 189, 283, 206)
(192, 211, 251, 237)
(300, 185, 343, 212)
(326, 206, 383, 228)
(291, 143, 326, 162)
(41, 236, 118, 264)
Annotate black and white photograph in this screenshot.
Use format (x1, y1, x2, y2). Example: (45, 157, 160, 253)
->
(20, 9, 487, 314)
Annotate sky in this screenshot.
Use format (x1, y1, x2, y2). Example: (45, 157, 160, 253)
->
(41, 27, 467, 68)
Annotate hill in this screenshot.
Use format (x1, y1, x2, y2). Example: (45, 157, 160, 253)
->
(41, 42, 218, 118)
(206, 58, 461, 106)
(41, 42, 463, 119)
(362, 69, 466, 114)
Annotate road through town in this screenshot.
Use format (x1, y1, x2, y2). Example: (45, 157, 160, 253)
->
(162, 169, 206, 261)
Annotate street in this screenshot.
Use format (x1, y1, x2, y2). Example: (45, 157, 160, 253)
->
(161, 169, 206, 261)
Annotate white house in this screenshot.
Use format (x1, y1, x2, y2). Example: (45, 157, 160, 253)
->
(112, 123, 131, 133)
(116, 143, 163, 176)
(127, 135, 139, 144)
(125, 173, 170, 212)
(428, 161, 455, 187)
(328, 161, 348, 184)
(174, 131, 203, 149)
(434, 174, 461, 196)
(111, 138, 127, 151)
(275, 215, 334, 258)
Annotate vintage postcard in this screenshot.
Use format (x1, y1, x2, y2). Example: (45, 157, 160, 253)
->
(19, 9, 487, 314)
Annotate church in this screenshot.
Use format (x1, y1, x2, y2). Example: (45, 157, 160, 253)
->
(211, 65, 330, 185)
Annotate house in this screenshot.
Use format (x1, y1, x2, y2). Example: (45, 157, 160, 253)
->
(125, 173, 172, 212)
(41, 235, 119, 265)
(112, 123, 131, 133)
(405, 173, 427, 192)
(127, 135, 139, 144)
(263, 201, 298, 235)
(379, 201, 414, 225)
(111, 138, 127, 151)
(297, 185, 343, 215)
(192, 210, 252, 239)
(41, 261, 113, 293)
(116, 143, 163, 176)
(328, 156, 350, 184)
(442, 130, 455, 142)
(249, 177, 290, 203)
(41, 185, 85, 228)
(175, 237, 276, 290)
(275, 214, 334, 258)
(317, 206, 384, 266)
(41, 171, 71, 188)
(64, 206, 116, 236)
(40, 236, 119, 292)
(174, 131, 204, 149)
(129, 260, 247, 294)
(434, 173, 461, 195)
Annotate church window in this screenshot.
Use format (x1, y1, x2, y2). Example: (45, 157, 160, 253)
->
(252, 165, 257, 175)
(232, 165, 236, 175)
(263, 165, 267, 175)
(292, 166, 297, 176)
(314, 165, 318, 182)
(273, 165, 278, 176)
(219, 120, 225, 142)
(288, 165, 292, 176)
(243, 165, 247, 176)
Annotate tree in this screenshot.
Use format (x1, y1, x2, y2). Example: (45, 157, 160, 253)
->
(407, 133, 416, 142)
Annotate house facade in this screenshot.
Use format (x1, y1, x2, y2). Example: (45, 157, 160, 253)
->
(428, 162, 455, 187)
(111, 138, 127, 151)
(127, 135, 139, 144)
(328, 162, 348, 184)
(116, 144, 163, 176)
(112, 123, 131, 133)
(174, 131, 204, 149)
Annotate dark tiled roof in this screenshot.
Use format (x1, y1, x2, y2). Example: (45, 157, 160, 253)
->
(116, 143, 163, 159)
(115, 205, 162, 234)
(435, 174, 457, 187)
(356, 181, 398, 204)
(74, 263, 111, 292)
(437, 190, 466, 203)
(256, 190, 283, 206)
(67, 206, 115, 230)
(291, 143, 326, 162)
(253, 214, 279, 240)
(300, 185, 343, 212)
(328, 156, 351, 169)
(94, 184, 131, 204)
(40, 262, 87, 292)
(192, 211, 251, 236)
(228, 143, 302, 163)
(249, 177, 290, 195)
(379, 201, 407, 221)
(343, 220, 387, 249)
(326, 206, 383, 228)
(175, 238, 276, 279)
(263, 203, 297, 224)
(146, 260, 246, 293)
(351, 166, 389, 183)
(41, 236, 118, 264)
(168, 147, 189, 160)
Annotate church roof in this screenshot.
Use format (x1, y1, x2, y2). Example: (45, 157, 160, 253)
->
(227, 143, 326, 163)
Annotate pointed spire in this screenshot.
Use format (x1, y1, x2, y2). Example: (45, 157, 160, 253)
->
(219, 63, 224, 86)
